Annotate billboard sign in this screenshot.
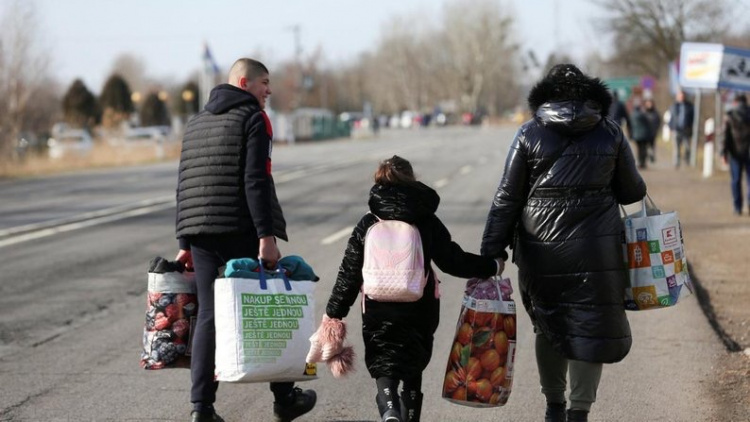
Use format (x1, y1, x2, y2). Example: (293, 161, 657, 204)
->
(679, 43, 724, 89)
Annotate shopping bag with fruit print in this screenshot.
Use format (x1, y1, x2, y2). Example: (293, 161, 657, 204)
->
(140, 256, 198, 369)
(443, 277, 517, 408)
(621, 195, 693, 311)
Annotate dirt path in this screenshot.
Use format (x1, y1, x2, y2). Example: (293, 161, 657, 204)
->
(639, 141, 750, 420)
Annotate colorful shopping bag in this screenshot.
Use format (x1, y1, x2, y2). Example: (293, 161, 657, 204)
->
(442, 277, 517, 408)
(622, 196, 693, 310)
(214, 261, 318, 383)
(140, 257, 197, 369)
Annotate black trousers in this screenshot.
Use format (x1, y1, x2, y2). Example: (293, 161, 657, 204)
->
(188, 234, 293, 409)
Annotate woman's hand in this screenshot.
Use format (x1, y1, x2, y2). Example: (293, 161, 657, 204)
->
(494, 258, 505, 275)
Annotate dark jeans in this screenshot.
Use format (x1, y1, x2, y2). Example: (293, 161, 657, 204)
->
(635, 141, 649, 169)
(188, 234, 293, 410)
(729, 154, 750, 214)
(673, 131, 691, 167)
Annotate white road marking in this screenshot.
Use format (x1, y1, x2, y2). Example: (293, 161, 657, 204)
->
(0, 195, 174, 238)
(434, 178, 449, 189)
(320, 226, 354, 245)
(0, 142, 435, 247)
(460, 165, 473, 175)
(0, 201, 176, 249)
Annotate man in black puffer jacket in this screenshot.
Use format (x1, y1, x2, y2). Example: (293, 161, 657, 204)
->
(481, 64, 646, 422)
(174, 58, 316, 422)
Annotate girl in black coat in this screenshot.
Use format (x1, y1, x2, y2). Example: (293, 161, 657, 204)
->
(324, 156, 501, 422)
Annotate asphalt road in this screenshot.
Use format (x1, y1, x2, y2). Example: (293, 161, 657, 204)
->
(0, 127, 725, 421)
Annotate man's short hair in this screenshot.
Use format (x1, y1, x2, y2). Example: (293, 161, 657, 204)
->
(228, 58, 269, 83)
(735, 93, 747, 105)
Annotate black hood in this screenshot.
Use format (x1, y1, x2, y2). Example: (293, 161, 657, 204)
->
(204, 83, 260, 114)
(527, 64, 613, 134)
(368, 182, 439, 224)
(733, 104, 750, 123)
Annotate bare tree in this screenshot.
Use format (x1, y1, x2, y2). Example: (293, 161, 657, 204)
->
(594, 0, 731, 77)
(437, 0, 519, 114)
(0, 0, 52, 159)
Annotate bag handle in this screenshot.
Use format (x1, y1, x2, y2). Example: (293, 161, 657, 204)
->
(620, 194, 659, 219)
(257, 259, 293, 291)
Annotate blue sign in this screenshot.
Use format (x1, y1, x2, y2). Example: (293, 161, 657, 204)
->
(718, 46, 750, 91)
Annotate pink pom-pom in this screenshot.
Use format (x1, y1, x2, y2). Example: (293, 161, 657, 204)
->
(320, 314, 346, 346)
(328, 346, 356, 378)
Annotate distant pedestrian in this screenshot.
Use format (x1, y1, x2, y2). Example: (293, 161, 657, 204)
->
(481, 64, 646, 422)
(630, 99, 652, 169)
(315, 155, 503, 422)
(643, 99, 661, 162)
(608, 90, 632, 138)
(174, 58, 316, 422)
(721, 93, 750, 215)
(669, 90, 695, 168)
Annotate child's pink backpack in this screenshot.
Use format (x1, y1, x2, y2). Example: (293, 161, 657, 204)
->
(361, 216, 428, 302)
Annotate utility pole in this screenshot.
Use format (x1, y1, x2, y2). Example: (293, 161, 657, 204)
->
(286, 24, 303, 108)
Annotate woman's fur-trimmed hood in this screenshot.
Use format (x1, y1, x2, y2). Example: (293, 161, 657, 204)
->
(527, 64, 612, 116)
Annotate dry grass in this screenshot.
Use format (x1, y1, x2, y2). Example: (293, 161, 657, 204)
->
(0, 142, 182, 178)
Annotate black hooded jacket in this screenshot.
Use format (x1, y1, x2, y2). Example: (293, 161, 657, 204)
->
(481, 65, 647, 363)
(722, 104, 750, 160)
(176, 84, 286, 245)
(326, 182, 497, 379)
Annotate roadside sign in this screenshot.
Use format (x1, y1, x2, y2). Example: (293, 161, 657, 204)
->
(679, 42, 724, 89)
(604, 77, 640, 99)
(718, 46, 750, 91)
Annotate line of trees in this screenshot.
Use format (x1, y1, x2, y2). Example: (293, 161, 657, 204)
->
(267, 0, 522, 117)
(2, 0, 749, 162)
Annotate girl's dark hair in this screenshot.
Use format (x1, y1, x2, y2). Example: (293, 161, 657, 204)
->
(374, 155, 416, 185)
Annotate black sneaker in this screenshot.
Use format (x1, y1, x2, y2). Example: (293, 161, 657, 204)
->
(545, 402, 566, 422)
(190, 411, 224, 422)
(566, 409, 589, 422)
(273, 387, 317, 422)
(382, 408, 402, 422)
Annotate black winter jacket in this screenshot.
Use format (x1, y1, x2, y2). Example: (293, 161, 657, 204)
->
(176, 84, 286, 247)
(722, 104, 750, 160)
(481, 70, 646, 363)
(326, 182, 497, 379)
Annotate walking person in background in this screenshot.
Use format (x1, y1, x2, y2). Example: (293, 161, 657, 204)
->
(643, 99, 661, 163)
(608, 90, 632, 138)
(721, 93, 750, 216)
(629, 99, 653, 169)
(669, 90, 695, 168)
(481, 64, 646, 422)
(317, 156, 503, 422)
(174, 58, 316, 422)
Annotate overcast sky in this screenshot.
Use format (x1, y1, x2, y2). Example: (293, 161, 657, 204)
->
(10, 0, 747, 92)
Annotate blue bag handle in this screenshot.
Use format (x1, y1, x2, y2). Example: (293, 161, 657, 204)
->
(257, 259, 293, 291)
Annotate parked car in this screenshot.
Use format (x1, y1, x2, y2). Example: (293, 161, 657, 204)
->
(108, 127, 168, 147)
(47, 130, 93, 159)
(123, 127, 167, 145)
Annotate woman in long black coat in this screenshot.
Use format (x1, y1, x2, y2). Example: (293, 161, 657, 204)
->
(325, 156, 501, 422)
(481, 64, 646, 422)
